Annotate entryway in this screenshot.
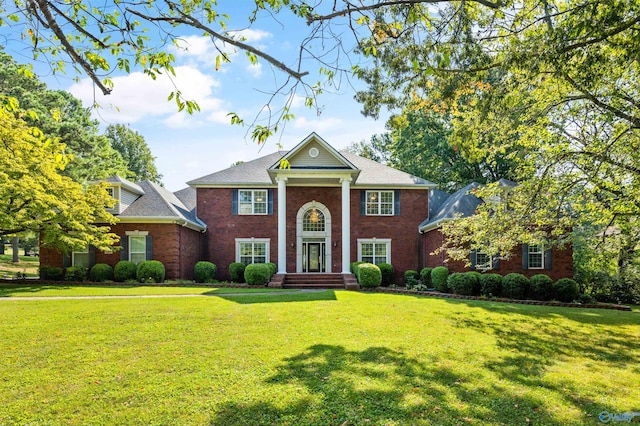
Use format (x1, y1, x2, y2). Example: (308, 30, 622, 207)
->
(302, 240, 325, 272)
(296, 201, 332, 273)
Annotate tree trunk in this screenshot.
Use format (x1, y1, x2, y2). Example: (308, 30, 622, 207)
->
(12, 237, 19, 263)
(0, 240, 4, 255)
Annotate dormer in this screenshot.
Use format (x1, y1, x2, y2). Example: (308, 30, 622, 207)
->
(103, 176, 145, 215)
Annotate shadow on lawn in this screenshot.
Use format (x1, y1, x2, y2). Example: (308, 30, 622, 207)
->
(0, 284, 72, 297)
(215, 290, 338, 305)
(209, 344, 567, 425)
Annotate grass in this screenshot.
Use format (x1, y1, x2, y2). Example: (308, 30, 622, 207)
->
(0, 290, 638, 425)
(0, 253, 39, 278)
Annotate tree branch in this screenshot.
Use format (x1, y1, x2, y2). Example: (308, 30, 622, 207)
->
(560, 14, 640, 54)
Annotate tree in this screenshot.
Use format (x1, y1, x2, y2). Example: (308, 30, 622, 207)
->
(105, 124, 163, 184)
(0, 51, 130, 182)
(0, 104, 119, 252)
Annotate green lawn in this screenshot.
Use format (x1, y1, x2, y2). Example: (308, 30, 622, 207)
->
(0, 253, 39, 278)
(0, 291, 638, 425)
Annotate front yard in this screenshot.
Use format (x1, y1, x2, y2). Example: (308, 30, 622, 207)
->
(0, 289, 638, 425)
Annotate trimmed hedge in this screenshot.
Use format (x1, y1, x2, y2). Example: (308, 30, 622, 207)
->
(267, 262, 277, 277)
(420, 267, 433, 288)
(65, 266, 87, 282)
(90, 263, 114, 282)
(40, 266, 64, 281)
(114, 260, 137, 282)
(194, 261, 217, 283)
(502, 273, 529, 300)
(136, 260, 165, 283)
(432, 266, 449, 293)
(447, 272, 475, 295)
(479, 273, 502, 297)
(358, 263, 382, 288)
(404, 269, 419, 289)
(378, 263, 394, 287)
(229, 262, 246, 283)
(245, 263, 272, 286)
(466, 271, 482, 295)
(529, 274, 554, 301)
(554, 278, 580, 302)
(350, 261, 365, 276)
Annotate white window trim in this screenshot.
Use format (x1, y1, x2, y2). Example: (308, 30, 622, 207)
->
(475, 251, 493, 271)
(528, 244, 545, 269)
(129, 235, 147, 264)
(235, 238, 271, 264)
(72, 247, 89, 268)
(238, 189, 268, 215)
(357, 238, 391, 265)
(365, 190, 394, 216)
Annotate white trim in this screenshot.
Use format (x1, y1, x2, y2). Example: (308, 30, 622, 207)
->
(235, 238, 271, 264)
(277, 177, 287, 273)
(365, 190, 394, 216)
(528, 244, 545, 269)
(129, 235, 146, 264)
(357, 238, 392, 265)
(341, 177, 351, 273)
(125, 230, 149, 236)
(117, 218, 206, 232)
(296, 201, 332, 273)
(72, 247, 89, 268)
(238, 189, 268, 215)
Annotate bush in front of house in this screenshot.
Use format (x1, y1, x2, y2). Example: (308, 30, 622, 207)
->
(378, 263, 394, 287)
(267, 262, 277, 277)
(502, 273, 529, 300)
(529, 274, 554, 301)
(447, 272, 475, 295)
(39, 266, 64, 281)
(229, 262, 246, 283)
(114, 260, 137, 282)
(358, 263, 382, 288)
(65, 266, 87, 282)
(420, 267, 433, 288)
(554, 278, 580, 302)
(479, 273, 503, 297)
(350, 261, 365, 276)
(404, 269, 419, 289)
(466, 271, 482, 295)
(136, 260, 165, 283)
(245, 263, 272, 286)
(432, 266, 449, 293)
(90, 263, 114, 282)
(194, 261, 217, 283)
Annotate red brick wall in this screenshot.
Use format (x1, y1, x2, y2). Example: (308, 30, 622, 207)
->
(422, 228, 574, 280)
(197, 186, 429, 283)
(39, 222, 204, 280)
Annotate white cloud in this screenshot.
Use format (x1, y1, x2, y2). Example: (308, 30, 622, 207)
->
(293, 116, 344, 132)
(246, 62, 263, 78)
(228, 29, 272, 42)
(68, 65, 224, 124)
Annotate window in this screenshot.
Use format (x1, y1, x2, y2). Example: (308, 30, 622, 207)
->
(475, 251, 493, 270)
(358, 239, 391, 265)
(72, 247, 90, 268)
(303, 208, 325, 231)
(528, 244, 544, 269)
(236, 239, 270, 265)
(129, 236, 147, 264)
(106, 187, 114, 198)
(366, 191, 394, 215)
(239, 190, 267, 215)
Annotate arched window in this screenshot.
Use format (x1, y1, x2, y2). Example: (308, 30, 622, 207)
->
(303, 208, 325, 231)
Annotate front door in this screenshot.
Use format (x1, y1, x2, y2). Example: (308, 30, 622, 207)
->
(303, 241, 325, 272)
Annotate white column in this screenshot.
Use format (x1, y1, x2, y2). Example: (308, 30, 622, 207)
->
(341, 178, 352, 273)
(277, 177, 287, 273)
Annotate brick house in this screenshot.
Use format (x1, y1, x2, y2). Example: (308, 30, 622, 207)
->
(39, 133, 573, 284)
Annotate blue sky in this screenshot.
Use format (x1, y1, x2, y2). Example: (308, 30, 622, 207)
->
(6, 3, 389, 191)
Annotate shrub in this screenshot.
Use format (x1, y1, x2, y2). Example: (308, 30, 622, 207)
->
(529, 274, 554, 301)
(420, 267, 433, 288)
(404, 269, 419, 289)
(266, 262, 277, 278)
(40, 266, 64, 281)
(480, 273, 503, 297)
(577, 293, 596, 304)
(502, 273, 529, 300)
(554, 278, 580, 302)
(358, 263, 382, 288)
(194, 261, 217, 283)
(136, 260, 165, 283)
(447, 272, 475, 295)
(466, 271, 482, 295)
(350, 261, 365, 276)
(378, 263, 394, 287)
(90, 263, 114, 282)
(65, 266, 87, 282)
(229, 262, 246, 283)
(245, 264, 272, 286)
(432, 266, 449, 293)
(114, 260, 137, 282)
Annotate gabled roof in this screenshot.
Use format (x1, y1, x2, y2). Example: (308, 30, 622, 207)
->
(116, 180, 206, 232)
(187, 152, 285, 187)
(104, 175, 145, 195)
(419, 182, 482, 232)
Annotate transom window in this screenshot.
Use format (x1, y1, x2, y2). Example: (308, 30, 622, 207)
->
(129, 236, 147, 264)
(303, 208, 325, 231)
(475, 251, 493, 270)
(358, 239, 391, 265)
(528, 244, 544, 269)
(239, 190, 267, 215)
(237, 239, 270, 265)
(366, 191, 394, 215)
(72, 247, 90, 268)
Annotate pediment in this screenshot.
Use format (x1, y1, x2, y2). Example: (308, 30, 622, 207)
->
(270, 133, 357, 171)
